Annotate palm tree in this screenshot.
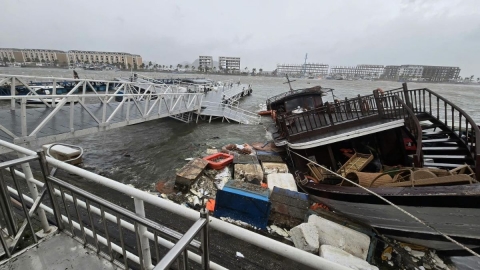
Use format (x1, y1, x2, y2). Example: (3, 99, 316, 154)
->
(148, 61, 153, 68)
(252, 68, 257, 75)
(213, 66, 217, 73)
(140, 63, 145, 69)
(259, 68, 263, 74)
(191, 66, 195, 71)
(34, 57, 39, 63)
(185, 64, 189, 69)
(169, 65, 173, 69)
(199, 65, 203, 72)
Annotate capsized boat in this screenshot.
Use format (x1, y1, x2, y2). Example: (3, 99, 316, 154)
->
(265, 82, 480, 255)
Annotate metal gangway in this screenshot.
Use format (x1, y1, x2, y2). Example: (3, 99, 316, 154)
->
(0, 139, 348, 270)
(0, 75, 204, 154)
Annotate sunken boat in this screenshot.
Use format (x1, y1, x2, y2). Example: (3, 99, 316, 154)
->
(266, 82, 480, 255)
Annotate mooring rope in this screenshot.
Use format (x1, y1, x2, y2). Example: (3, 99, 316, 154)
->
(289, 149, 480, 258)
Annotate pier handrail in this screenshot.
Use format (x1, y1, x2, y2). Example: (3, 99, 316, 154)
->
(201, 101, 261, 124)
(0, 139, 349, 270)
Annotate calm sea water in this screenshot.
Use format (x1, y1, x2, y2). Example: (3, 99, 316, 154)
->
(1, 67, 479, 269)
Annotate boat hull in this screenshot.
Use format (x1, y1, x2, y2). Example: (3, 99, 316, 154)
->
(302, 182, 480, 254)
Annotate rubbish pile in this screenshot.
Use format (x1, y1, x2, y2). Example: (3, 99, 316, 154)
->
(152, 142, 454, 270)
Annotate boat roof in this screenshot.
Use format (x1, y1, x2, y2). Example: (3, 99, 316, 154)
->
(266, 86, 329, 107)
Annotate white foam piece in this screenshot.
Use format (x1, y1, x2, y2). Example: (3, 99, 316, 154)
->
(289, 223, 319, 254)
(267, 173, 297, 193)
(309, 215, 370, 260)
(320, 245, 378, 270)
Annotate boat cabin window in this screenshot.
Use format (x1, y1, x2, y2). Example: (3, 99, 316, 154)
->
(285, 96, 319, 112)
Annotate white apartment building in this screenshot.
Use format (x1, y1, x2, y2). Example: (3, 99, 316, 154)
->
(199, 56, 213, 69)
(219, 56, 241, 71)
(67, 50, 143, 67)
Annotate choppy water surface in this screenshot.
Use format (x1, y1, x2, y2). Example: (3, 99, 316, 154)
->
(1, 68, 479, 268)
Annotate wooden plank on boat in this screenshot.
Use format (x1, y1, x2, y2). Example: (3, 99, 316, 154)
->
(337, 152, 373, 177)
(382, 174, 474, 187)
(175, 158, 209, 187)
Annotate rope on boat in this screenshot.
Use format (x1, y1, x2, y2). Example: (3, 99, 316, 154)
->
(289, 149, 480, 258)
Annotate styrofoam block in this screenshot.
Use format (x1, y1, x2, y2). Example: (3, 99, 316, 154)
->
(308, 215, 370, 260)
(267, 173, 297, 193)
(43, 144, 80, 156)
(319, 245, 378, 270)
(289, 223, 319, 254)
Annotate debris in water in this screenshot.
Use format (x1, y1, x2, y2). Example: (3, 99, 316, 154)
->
(236, 252, 244, 258)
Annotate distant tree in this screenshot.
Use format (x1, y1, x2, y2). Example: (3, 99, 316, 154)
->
(34, 57, 39, 63)
(470, 75, 474, 81)
(2, 57, 8, 63)
(477, 77, 480, 82)
(128, 63, 132, 70)
(169, 65, 173, 69)
(259, 68, 263, 74)
(148, 61, 152, 68)
(41, 59, 45, 63)
(53, 59, 58, 66)
(191, 65, 195, 71)
(26, 57, 31, 62)
(252, 68, 257, 75)
(133, 63, 138, 70)
(185, 64, 189, 69)
(69, 60, 74, 64)
(198, 65, 203, 72)
(140, 63, 145, 69)
(213, 66, 217, 73)
(205, 66, 210, 73)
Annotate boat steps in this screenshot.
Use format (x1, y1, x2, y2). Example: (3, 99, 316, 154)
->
(422, 138, 457, 143)
(422, 146, 461, 151)
(422, 130, 452, 135)
(423, 162, 472, 168)
(423, 155, 469, 159)
(420, 123, 445, 129)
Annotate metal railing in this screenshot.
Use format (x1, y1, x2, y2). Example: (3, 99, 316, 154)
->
(0, 75, 203, 151)
(276, 93, 379, 139)
(0, 139, 350, 270)
(201, 101, 261, 124)
(405, 87, 480, 178)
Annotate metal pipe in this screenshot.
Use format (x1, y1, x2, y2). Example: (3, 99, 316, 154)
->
(134, 198, 152, 268)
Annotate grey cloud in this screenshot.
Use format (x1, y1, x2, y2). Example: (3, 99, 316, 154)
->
(0, 0, 479, 75)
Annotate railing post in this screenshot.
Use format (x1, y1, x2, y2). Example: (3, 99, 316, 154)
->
(18, 152, 51, 233)
(10, 77, 15, 111)
(134, 198, 152, 268)
(200, 208, 210, 270)
(373, 90, 384, 118)
(402, 83, 412, 110)
(37, 150, 64, 230)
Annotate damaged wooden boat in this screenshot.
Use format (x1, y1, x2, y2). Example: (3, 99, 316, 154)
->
(266, 82, 480, 255)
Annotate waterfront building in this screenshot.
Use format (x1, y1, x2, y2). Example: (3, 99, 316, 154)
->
(329, 66, 357, 79)
(1, 48, 69, 65)
(276, 63, 329, 76)
(219, 56, 240, 72)
(381, 65, 401, 80)
(0, 48, 142, 68)
(421, 66, 460, 82)
(199, 56, 213, 69)
(67, 50, 143, 68)
(398, 65, 424, 79)
(380, 65, 460, 82)
(355, 65, 384, 79)
(0, 48, 16, 62)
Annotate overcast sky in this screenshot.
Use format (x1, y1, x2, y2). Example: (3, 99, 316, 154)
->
(2, 0, 479, 76)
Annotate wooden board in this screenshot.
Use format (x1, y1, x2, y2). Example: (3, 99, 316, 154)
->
(175, 158, 209, 187)
(337, 152, 373, 177)
(382, 174, 473, 187)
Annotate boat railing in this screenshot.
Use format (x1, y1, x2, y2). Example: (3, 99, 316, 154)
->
(405, 87, 480, 178)
(276, 93, 379, 139)
(0, 139, 349, 270)
(375, 91, 424, 167)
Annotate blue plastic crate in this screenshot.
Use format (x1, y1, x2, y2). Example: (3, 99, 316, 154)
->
(214, 180, 270, 229)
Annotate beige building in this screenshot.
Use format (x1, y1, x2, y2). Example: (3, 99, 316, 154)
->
(0, 48, 16, 62)
(67, 50, 143, 68)
(1, 48, 143, 68)
(19, 49, 68, 65)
